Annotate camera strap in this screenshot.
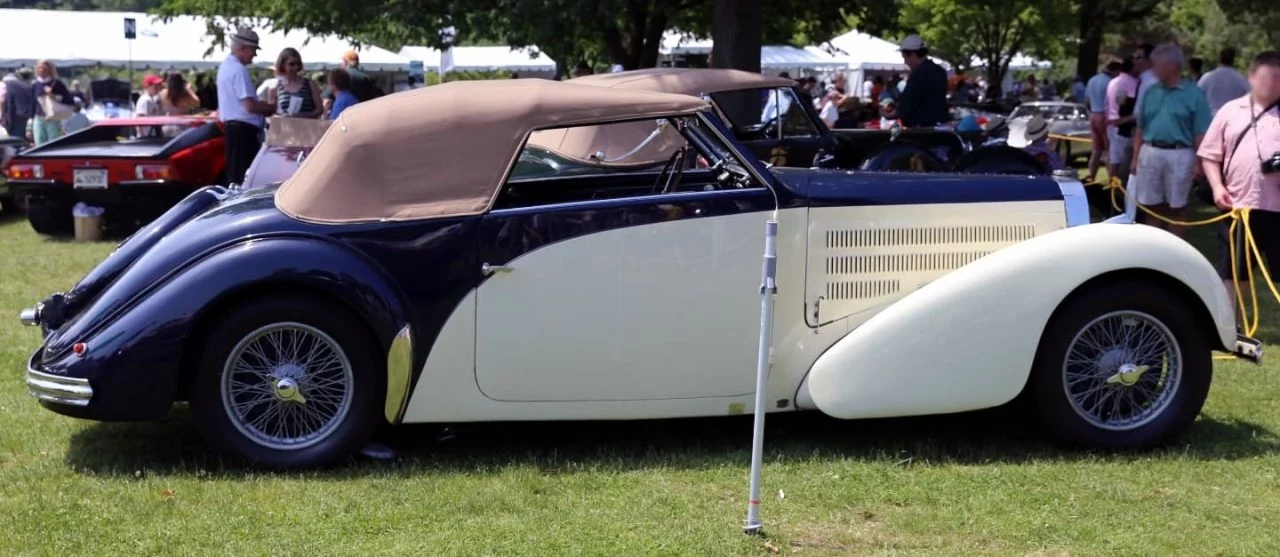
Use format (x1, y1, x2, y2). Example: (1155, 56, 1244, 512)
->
(1225, 99, 1280, 174)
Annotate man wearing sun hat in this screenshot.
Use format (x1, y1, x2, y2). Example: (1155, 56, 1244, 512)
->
(217, 26, 276, 186)
(1008, 113, 1065, 171)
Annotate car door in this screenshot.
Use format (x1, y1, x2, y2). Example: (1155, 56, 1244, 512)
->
(471, 165, 775, 403)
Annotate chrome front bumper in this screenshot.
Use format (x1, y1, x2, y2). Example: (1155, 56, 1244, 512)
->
(20, 305, 40, 326)
(26, 353, 93, 407)
(1234, 334, 1263, 364)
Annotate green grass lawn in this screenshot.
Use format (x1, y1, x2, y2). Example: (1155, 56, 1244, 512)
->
(2, 207, 1280, 556)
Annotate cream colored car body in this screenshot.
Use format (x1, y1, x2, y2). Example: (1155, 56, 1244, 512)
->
(403, 194, 1234, 423)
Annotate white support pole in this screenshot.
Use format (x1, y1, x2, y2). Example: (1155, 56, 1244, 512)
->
(1124, 173, 1138, 222)
(744, 216, 779, 535)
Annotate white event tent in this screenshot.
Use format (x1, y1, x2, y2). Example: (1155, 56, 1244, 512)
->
(822, 29, 1051, 90)
(398, 45, 556, 74)
(660, 31, 847, 73)
(0, 9, 410, 72)
(821, 29, 909, 85)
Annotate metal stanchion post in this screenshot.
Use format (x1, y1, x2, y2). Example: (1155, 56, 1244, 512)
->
(744, 216, 778, 535)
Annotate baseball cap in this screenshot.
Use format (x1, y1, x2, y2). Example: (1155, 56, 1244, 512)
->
(231, 27, 261, 50)
(142, 74, 164, 87)
(899, 35, 927, 51)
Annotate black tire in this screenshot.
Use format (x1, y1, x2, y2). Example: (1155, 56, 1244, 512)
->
(952, 145, 1049, 175)
(1029, 280, 1212, 450)
(26, 199, 73, 236)
(189, 295, 384, 469)
(859, 141, 947, 172)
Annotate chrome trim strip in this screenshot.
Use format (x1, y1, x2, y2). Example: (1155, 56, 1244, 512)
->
(26, 365, 93, 407)
(1052, 171, 1091, 228)
(384, 325, 414, 424)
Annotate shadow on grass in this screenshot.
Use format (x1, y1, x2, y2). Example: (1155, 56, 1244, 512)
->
(63, 403, 1280, 479)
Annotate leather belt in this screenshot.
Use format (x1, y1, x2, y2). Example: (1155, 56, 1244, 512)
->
(1148, 141, 1191, 149)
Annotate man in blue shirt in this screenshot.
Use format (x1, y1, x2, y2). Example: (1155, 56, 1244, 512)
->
(1084, 60, 1120, 182)
(1130, 44, 1212, 238)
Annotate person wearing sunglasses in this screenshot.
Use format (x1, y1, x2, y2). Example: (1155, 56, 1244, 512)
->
(267, 48, 323, 119)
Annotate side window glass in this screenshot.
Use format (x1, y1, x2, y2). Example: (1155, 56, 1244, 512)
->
(495, 120, 721, 210)
(779, 88, 819, 138)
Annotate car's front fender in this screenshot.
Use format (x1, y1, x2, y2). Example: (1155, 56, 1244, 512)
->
(804, 223, 1234, 420)
(36, 236, 411, 421)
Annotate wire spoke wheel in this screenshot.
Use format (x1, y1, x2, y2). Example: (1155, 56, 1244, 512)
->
(220, 322, 355, 451)
(1062, 310, 1181, 431)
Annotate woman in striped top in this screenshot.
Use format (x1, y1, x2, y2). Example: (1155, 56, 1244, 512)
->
(267, 48, 323, 119)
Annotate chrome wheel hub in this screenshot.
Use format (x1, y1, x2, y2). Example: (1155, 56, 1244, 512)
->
(273, 377, 306, 404)
(1062, 311, 1181, 431)
(220, 323, 354, 450)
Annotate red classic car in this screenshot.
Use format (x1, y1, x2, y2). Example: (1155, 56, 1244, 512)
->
(7, 116, 226, 235)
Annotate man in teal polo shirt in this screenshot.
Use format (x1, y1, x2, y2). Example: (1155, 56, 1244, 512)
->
(1130, 43, 1212, 238)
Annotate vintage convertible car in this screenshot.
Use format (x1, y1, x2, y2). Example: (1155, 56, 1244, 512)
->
(7, 115, 226, 235)
(19, 79, 1259, 469)
(559, 68, 1046, 175)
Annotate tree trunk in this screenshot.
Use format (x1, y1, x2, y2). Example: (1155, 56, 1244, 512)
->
(710, 0, 762, 127)
(1075, 0, 1103, 78)
(639, 12, 667, 68)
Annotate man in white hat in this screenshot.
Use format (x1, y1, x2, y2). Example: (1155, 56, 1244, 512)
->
(217, 26, 276, 185)
(1007, 113, 1064, 171)
(896, 35, 949, 128)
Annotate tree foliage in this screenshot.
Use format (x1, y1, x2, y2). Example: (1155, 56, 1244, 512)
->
(896, 0, 1065, 89)
(150, 0, 897, 75)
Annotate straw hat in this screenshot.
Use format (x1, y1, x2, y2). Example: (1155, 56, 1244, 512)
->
(230, 27, 261, 50)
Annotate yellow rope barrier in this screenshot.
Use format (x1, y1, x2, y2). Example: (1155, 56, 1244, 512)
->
(1081, 176, 1277, 359)
(1048, 133, 1094, 144)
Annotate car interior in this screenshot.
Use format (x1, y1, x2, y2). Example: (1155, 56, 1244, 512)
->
(496, 118, 760, 210)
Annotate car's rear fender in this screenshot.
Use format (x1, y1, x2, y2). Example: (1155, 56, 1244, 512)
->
(38, 237, 411, 421)
(799, 223, 1234, 420)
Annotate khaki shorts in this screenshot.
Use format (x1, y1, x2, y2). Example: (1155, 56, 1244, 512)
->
(1132, 147, 1195, 209)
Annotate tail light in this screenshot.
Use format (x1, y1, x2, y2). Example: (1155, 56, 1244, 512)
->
(135, 164, 171, 180)
(8, 164, 44, 179)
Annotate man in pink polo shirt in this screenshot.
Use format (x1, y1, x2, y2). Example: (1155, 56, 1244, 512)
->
(1198, 50, 1280, 310)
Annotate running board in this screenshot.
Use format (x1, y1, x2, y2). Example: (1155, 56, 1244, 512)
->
(1233, 334, 1263, 364)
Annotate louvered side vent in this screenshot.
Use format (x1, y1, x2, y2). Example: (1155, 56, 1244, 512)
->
(825, 279, 900, 301)
(824, 224, 1036, 249)
(808, 221, 1041, 325)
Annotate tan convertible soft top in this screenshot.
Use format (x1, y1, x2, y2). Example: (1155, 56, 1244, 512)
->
(526, 69, 795, 168)
(275, 79, 709, 223)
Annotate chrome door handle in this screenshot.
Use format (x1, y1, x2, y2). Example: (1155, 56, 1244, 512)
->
(481, 263, 513, 275)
